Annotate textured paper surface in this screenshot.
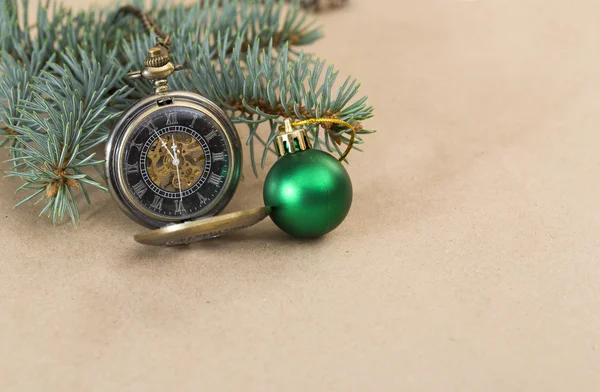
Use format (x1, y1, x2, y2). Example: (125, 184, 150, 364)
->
(2, 0, 600, 390)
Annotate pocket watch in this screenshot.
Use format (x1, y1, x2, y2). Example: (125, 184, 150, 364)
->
(106, 8, 242, 232)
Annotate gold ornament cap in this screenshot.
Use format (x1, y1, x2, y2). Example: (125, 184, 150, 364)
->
(275, 119, 312, 157)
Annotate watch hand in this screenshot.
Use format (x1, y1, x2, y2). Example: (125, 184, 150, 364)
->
(153, 130, 175, 160)
(172, 135, 184, 205)
(171, 136, 179, 166)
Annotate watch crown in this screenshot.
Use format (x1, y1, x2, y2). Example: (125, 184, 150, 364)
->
(275, 119, 312, 157)
(144, 46, 171, 68)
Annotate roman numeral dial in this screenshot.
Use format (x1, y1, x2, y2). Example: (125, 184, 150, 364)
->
(208, 172, 222, 186)
(131, 181, 147, 198)
(118, 104, 238, 227)
(165, 112, 178, 125)
(205, 129, 218, 141)
(150, 195, 164, 211)
(174, 199, 186, 214)
(126, 163, 138, 174)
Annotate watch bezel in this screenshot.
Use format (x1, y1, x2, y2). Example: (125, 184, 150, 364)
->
(105, 91, 242, 229)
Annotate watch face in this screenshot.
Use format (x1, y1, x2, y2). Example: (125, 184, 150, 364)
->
(106, 92, 241, 229)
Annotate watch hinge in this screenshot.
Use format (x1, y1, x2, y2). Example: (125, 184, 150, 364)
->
(157, 98, 173, 106)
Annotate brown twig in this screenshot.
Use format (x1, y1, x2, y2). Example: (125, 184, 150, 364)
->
(227, 97, 362, 144)
(45, 167, 79, 198)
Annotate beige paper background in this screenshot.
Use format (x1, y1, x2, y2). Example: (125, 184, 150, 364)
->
(2, 0, 600, 390)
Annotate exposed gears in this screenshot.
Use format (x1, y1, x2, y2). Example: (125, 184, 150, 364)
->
(146, 132, 205, 192)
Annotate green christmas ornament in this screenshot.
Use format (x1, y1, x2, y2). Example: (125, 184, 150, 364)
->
(263, 120, 353, 238)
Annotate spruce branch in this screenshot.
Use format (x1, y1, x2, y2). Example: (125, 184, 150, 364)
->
(175, 36, 374, 173)
(1, 0, 374, 226)
(122, 0, 322, 100)
(0, 54, 35, 152)
(3, 49, 130, 225)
